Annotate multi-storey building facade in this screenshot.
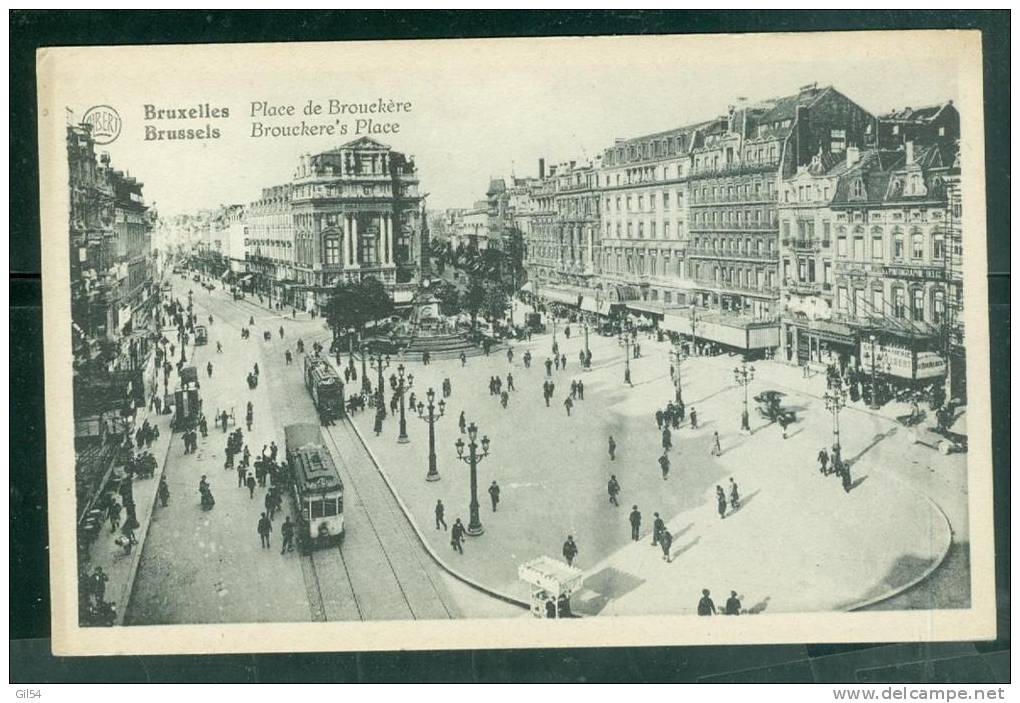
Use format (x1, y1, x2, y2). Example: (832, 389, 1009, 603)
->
(552, 160, 601, 287)
(598, 127, 698, 309)
(245, 184, 295, 303)
(684, 85, 874, 320)
(290, 136, 424, 310)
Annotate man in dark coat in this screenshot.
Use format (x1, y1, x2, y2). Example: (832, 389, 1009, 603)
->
(725, 590, 742, 615)
(488, 481, 501, 512)
(607, 475, 621, 506)
(450, 519, 465, 554)
(280, 516, 296, 553)
(562, 535, 578, 567)
(435, 499, 447, 530)
(257, 512, 273, 548)
(651, 512, 665, 546)
(662, 426, 672, 452)
(817, 448, 830, 475)
(659, 529, 673, 562)
(608, 435, 616, 461)
(246, 474, 257, 499)
(659, 453, 671, 481)
(697, 589, 716, 616)
(629, 505, 641, 541)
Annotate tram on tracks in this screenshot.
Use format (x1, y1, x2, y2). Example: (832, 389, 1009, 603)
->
(284, 423, 345, 552)
(304, 354, 345, 421)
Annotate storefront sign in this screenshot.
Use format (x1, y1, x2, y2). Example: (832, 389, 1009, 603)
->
(859, 342, 946, 379)
(883, 265, 946, 282)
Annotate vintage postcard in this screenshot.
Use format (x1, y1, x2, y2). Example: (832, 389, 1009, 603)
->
(38, 29, 995, 656)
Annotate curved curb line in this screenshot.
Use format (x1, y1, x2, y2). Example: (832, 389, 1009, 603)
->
(844, 472, 955, 612)
(344, 418, 530, 611)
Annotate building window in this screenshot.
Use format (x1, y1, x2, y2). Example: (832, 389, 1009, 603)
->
(853, 227, 865, 260)
(830, 129, 846, 153)
(837, 286, 849, 311)
(932, 289, 945, 324)
(824, 261, 832, 285)
(912, 288, 924, 321)
(932, 231, 945, 260)
(851, 179, 866, 199)
(911, 229, 925, 260)
(651, 222, 657, 239)
(871, 227, 884, 260)
(323, 235, 341, 265)
(836, 227, 848, 257)
(892, 228, 905, 259)
(663, 191, 670, 209)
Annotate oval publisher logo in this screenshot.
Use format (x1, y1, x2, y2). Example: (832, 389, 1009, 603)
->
(82, 105, 122, 145)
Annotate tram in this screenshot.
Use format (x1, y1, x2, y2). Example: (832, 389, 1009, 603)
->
(284, 423, 345, 551)
(303, 354, 345, 421)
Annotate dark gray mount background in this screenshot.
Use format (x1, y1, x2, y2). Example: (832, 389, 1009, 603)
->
(9, 9, 1010, 684)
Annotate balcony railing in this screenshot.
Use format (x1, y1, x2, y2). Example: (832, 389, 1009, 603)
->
(686, 247, 779, 262)
(689, 221, 778, 233)
(687, 158, 782, 180)
(689, 194, 779, 206)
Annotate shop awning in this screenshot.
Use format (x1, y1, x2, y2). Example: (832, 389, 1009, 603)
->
(580, 296, 613, 315)
(539, 288, 582, 306)
(626, 301, 667, 317)
(520, 281, 534, 293)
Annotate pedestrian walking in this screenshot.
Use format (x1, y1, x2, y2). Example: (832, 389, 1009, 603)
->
(523, 350, 531, 369)
(729, 478, 740, 510)
(842, 462, 853, 493)
(725, 591, 742, 615)
(280, 517, 295, 554)
(91, 567, 109, 603)
(710, 431, 722, 456)
(608, 435, 616, 461)
(577, 380, 584, 400)
(553, 355, 560, 371)
(207, 361, 213, 378)
(374, 407, 384, 436)
(564, 396, 573, 416)
(157, 477, 170, 507)
(660, 529, 673, 562)
(246, 474, 257, 499)
(435, 499, 448, 530)
(652, 512, 665, 546)
(216, 341, 222, 353)
(507, 373, 515, 391)
(451, 518, 465, 554)
(545, 358, 553, 376)
(629, 505, 641, 541)
(655, 409, 664, 430)
(662, 426, 672, 452)
(507, 348, 514, 365)
(817, 448, 830, 475)
(488, 481, 501, 512)
(716, 485, 727, 519)
(458, 411, 467, 434)
(659, 453, 670, 480)
(607, 475, 621, 506)
(500, 390, 509, 409)
(562, 535, 578, 567)
(107, 500, 122, 532)
(460, 351, 467, 367)
(258, 512, 273, 548)
(697, 589, 717, 615)
(690, 407, 698, 429)
(561, 353, 567, 370)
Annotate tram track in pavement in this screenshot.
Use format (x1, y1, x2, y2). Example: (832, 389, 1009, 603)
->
(187, 284, 456, 622)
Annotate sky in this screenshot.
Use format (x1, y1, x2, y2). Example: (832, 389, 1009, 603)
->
(42, 30, 972, 216)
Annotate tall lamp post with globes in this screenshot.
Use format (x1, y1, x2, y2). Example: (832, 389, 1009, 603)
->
(733, 359, 755, 433)
(369, 351, 391, 417)
(454, 422, 490, 536)
(416, 387, 446, 482)
(670, 343, 686, 405)
(395, 363, 412, 444)
(824, 386, 847, 468)
(617, 332, 632, 385)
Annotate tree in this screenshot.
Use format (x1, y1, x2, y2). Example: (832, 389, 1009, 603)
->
(482, 282, 510, 324)
(461, 274, 487, 332)
(435, 280, 462, 317)
(324, 277, 395, 343)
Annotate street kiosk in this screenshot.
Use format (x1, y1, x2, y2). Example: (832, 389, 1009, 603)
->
(518, 556, 584, 618)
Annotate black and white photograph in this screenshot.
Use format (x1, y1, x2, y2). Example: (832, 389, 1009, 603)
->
(36, 28, 996, 656)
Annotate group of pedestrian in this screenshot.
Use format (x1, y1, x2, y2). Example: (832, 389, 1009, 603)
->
(542, 379, 556, 407)
(715, 478, 740, 519)
(817, 446, 854, 493)
(181, 425, 200, 454)
(655, 401, 687, 431)
(568, 379, 585, 400)
(697, 588, 742, 616)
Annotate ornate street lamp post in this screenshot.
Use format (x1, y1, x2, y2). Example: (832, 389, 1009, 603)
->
(868, 334, 880, 410)
(455, 422, 490, 536)
(670, 343, 686, 405)
(824, 386, 847, 467)
(360, 341, 370, 395)
(369, 352, 391, 417)
(396, 363, 412, 444)
(416, 387, 447, 482)
(733, 360, 756, 433)
(618, 331, 632, 385)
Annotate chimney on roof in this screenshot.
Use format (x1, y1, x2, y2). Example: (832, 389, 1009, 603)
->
(905, 140, 914, 165)
(538, 158, 545, 179)
(846, 144, 860, 168)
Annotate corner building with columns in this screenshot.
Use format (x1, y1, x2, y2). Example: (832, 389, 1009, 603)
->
(290, 137, 424, 311)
